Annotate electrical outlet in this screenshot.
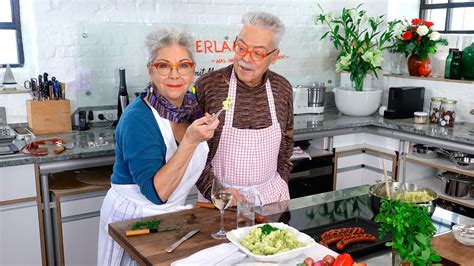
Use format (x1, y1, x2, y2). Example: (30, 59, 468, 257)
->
(94, 110, 117, 121)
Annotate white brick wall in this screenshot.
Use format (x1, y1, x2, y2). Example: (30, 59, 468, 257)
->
(1, 0, 472, 124)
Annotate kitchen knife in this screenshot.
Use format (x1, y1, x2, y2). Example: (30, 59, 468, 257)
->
(196, 201, 237, 212)
(165, 229, 199, 253)
(125, 226, 180, 237)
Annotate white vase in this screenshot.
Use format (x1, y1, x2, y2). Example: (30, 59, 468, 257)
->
(333, 87, 382, 116)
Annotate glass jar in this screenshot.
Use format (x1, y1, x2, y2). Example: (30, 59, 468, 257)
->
(439, 99, 457, 127)
(429, 97, 445, 123)
(414, 112, 428, 124)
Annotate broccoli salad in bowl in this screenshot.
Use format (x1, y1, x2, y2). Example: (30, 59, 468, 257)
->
(240, 224, 304, 255)
(226, 223, 316, 262)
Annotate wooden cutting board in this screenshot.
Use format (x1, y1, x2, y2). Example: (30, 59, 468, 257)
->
(431, 231, 474, 266)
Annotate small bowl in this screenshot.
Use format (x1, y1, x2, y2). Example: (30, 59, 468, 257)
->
(452, 224, 474, 246)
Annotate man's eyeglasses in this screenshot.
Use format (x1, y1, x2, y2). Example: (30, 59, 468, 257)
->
(234, 40, 278, 62)
(148, 61, 195, 76)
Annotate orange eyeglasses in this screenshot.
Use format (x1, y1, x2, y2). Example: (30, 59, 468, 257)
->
(148, 61, 195, 76)
(234, 39, 278, 62)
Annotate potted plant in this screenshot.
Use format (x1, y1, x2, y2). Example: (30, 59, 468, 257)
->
(375, 198, 441, 266)
(390, 18, 448, 77)
(315, 4, 400, 116)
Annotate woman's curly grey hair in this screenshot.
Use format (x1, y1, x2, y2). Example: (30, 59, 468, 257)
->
(241, 12, 286, 48)
(145, 27, 195, 63)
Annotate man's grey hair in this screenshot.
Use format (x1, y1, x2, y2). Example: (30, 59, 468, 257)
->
(145, 27, 194, 64)
(241, 12, 286, 48)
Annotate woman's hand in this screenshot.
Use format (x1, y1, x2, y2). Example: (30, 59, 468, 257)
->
(183, 113, 219, 145)
(224, 187, 244, 207)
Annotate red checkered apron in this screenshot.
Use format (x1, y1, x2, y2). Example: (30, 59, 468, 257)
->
(209, 69, 289, 205)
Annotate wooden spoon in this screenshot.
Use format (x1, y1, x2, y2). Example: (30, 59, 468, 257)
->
(382, 159, 391, 199)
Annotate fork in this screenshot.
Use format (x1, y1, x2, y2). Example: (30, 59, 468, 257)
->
(209, 109, 225, 123)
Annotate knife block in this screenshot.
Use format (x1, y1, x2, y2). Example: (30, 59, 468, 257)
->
(26, 100, 72, 134)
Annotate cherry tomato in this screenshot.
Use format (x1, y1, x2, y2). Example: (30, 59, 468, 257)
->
(333, 253, 354, 266)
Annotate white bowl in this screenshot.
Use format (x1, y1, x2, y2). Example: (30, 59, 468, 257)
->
(452, 224, 474, 246)
(226, 222, 316, 263)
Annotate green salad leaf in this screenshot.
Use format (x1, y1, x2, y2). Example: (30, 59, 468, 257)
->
(260, 224, 279, 235)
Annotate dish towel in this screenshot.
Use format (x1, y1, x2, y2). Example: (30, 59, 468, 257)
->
(171, 243, 247, 266)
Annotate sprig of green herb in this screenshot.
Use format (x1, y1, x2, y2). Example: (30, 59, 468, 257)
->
(259, 224, 279, 235)
(131, 220, 161, 230)
(375, 198, 441, 265)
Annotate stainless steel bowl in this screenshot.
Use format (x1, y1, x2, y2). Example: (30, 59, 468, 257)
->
(368, 182, 438, 217)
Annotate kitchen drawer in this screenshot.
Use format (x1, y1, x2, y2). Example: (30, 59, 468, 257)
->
(59, 191, 107, 218)
(0, 164, 37, 201)
(62, 216, 100, 266)
(0, 201, 43, 265)
(336, 169, 363, 190)
(337, 153, 364, 169)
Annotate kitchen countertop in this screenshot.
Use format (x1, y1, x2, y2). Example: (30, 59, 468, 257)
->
(107, 185, 472, 265)
(1, 108, 473, 168)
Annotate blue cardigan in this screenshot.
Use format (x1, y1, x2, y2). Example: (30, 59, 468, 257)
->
(111, 96, 166, 204)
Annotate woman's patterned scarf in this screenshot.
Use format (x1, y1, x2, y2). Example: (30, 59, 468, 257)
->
(144, 82, 203, 123)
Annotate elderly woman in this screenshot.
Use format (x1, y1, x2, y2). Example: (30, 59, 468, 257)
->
(97, 27, 219, 266)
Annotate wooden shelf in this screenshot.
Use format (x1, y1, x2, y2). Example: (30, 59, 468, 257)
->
(335, 144, 397, 158)
(411, 176, 473, 209)
(383, 73, 474, 84)
(290, 146, 332, 161)
(406, 154, 474, 177)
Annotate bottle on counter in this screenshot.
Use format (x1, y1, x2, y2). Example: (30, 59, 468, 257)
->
(116, 68, 129, 123)
(462, 42, 474, 80)
(439, 99, 457, 127)
(429, 97, 445, 124)
(449, 50, 463, 80)
(444, 48, 457, 79)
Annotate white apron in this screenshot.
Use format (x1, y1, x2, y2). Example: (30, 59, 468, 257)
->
(97, 106, 209, 266)
(199, 69, 290, 206)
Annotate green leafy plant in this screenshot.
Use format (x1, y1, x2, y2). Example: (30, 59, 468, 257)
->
(375, 198, 441, 265)
(131, 219, 161, 230)
(315, 4, 401, 91)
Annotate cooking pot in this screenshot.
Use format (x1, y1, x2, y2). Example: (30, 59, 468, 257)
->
(437, 172, 474, 198)
(438, 149, 474, 170)
(412, 144, 439, 159)
(368, 181, 438, 217)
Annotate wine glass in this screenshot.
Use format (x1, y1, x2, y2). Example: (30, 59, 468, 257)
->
(211, 178, 234, 239)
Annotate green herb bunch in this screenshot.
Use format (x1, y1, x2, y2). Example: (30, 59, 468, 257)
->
(375, 198, 441, 265)
(315, 4, 401, 91)
(131, 219, 161, 230)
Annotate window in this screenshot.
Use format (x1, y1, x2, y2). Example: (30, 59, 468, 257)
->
(0, 0, 24, 67)
(420, 0, 474, 34)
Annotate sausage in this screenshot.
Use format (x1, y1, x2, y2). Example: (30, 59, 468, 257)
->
(319, 235, 345, 247)
(336, 234, 376, 250)
(321, 227, 365, 240)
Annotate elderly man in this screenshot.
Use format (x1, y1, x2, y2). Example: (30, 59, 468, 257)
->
(195, 11, 293, 206)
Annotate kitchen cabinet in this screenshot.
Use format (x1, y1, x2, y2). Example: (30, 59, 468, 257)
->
(0, 164, 45, 265)
(49, 167, 110, 266)
(333, 133, 399, 190)
(404, 144, 473, 217)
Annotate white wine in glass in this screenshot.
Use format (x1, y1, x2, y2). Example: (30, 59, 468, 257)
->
(211, 179, 234, 239)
